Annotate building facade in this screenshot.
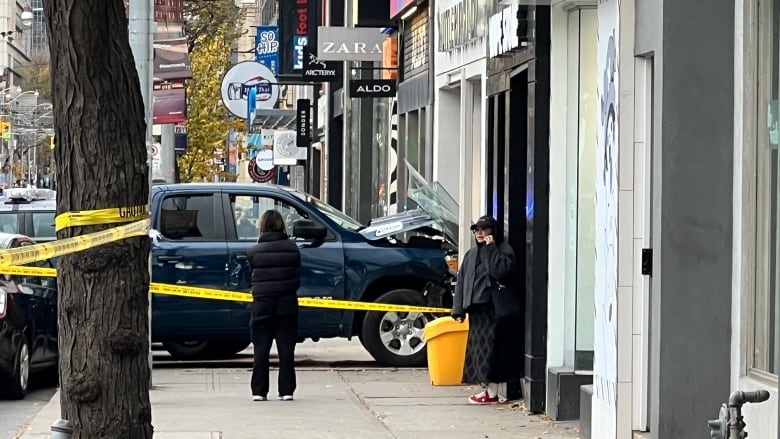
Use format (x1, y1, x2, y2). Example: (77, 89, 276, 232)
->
(544, 0, 780, 437)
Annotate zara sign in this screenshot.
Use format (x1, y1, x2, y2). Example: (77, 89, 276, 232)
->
(317, 27, 387, 61)
(349, 79, 397, 98)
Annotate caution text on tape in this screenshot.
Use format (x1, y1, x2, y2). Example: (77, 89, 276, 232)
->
(55, 205, 149, 232)
(0, 219, 150, 267)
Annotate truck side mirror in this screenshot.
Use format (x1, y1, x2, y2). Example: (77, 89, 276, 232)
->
(293, 220, 326, 241)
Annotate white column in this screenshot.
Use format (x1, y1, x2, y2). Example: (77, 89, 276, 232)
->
(458, 72, 474, 252)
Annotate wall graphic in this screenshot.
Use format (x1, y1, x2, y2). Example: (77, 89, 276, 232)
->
(593, 0, 619, 437)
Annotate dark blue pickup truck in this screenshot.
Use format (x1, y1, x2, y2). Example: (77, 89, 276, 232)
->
(150, 182, 458, 366)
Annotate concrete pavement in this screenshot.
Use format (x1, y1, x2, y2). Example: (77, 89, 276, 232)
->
(17, 367, 580, 439)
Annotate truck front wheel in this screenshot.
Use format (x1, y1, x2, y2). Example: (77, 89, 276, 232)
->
(360, 289, 432, 367)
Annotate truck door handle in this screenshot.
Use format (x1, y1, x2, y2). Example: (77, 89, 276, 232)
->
(157, 255, 182, 262)
(235, 254, 248, 262)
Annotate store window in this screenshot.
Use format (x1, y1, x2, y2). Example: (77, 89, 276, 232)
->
(752, 0, 780, 376)
(564, 7, 598, 368)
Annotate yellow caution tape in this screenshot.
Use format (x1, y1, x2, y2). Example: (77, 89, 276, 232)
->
(150, 282, 252, 302)
(55, 205, 149, 232)
(0, 264, 451, 313)
(0, 219, 150, 266)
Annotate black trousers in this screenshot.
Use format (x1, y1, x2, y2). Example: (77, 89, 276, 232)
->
(250, 312, 298, 397)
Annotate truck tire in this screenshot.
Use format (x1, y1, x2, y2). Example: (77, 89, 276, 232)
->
(162, 341, 211, 360)
(163, 340, 250, 360)
(360, 289, 432, 367)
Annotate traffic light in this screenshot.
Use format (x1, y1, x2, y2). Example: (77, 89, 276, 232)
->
(1, 121, 10, 140)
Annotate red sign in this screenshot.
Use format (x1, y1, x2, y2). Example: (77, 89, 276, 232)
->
(153, 80, 186, 124)
(390, 0, 416, 19)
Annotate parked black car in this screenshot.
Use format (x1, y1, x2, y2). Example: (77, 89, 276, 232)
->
(0, 233, 57, 399)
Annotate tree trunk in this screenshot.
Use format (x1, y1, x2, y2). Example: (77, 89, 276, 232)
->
(44, 1, 152, 437)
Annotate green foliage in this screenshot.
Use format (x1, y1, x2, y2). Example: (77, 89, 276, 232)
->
(17, 53, 52, 100)
(178, 17, 243, 183)
(184, 0, 243, 53)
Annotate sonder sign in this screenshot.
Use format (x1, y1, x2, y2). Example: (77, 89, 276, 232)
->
(349, 79, 397, 98)
(437, 0, 487, 52)
(317, 27, 387, 61)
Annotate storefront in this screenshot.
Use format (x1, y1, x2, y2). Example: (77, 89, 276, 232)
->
(388, 0, 433, 214)
(732, 0, 780, 436)
(433, 0, 489, 251)
(545, 0, 597, 423)
(484, 3, 550, 411)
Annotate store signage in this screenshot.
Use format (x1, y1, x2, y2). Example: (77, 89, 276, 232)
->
(220, 61, 280, 119)
(296, 99, 311, 147)
(390, 0, 416, 19)
(349, 79, 397, 98)
(403, 9, 428, 78)
(317, 27, 386, 61)
(437, 0, 487, 52)
(488, 5, 519, 57)
(382, 37, 398, 80)
(302, 46, 340, 81)
(255, 26, 280, 75)
(280, 0, 317, 73)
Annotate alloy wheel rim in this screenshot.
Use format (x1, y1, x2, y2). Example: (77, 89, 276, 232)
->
(19, 342, 29, 391)
(378, 311, 430, 357)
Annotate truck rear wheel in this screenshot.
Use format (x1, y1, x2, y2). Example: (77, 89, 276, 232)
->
(360, 289, 432, 367)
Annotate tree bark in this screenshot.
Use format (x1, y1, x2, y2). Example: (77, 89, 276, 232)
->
(44, 1, 152, 437)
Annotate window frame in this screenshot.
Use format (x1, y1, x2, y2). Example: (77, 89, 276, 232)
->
(222, 192, 338, 243)
(155, 193, 225, 242)
(741, 0, 780, 380)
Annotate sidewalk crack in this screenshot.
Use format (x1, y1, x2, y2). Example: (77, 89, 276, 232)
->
(336, 370, 397, 439)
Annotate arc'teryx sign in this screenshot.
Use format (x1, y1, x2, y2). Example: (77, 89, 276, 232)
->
(317, 27, 387, 61)
(349, 79, 397, 98)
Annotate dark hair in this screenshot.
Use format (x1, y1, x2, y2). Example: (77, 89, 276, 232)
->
(259, 209, 286, 233)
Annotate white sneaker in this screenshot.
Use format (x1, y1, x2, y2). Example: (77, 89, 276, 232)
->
(252, 395, 267, 401)
(278, 395, 294, 401)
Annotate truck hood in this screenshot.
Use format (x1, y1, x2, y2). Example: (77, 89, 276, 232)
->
(360, 163, 459, 247)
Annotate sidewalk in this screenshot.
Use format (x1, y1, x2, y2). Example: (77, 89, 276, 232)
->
(18, 367, 581, 439)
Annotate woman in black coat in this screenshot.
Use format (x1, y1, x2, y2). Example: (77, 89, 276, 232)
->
(247, 209, 301, 402)
(451, 215, 518, 405)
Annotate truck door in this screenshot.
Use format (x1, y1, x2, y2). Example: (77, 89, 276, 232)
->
(151, 192, 230, 339)
(223, 191, 346, 336)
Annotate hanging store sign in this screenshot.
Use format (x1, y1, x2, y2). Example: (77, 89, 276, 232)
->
(488, 5, 520, 57)
(279, 0, 317, 74)
(437, 0, 487, 52)
(296, 99, 311, 147)
(255, 26, 280, 75)
(349, 79, 397, 98)
(153, 80, 186, 124)
(390, 0, 416, 19)
(317, 27, 386, 61)
(220, 61, 280, 119)
(302, 46, 340, 81)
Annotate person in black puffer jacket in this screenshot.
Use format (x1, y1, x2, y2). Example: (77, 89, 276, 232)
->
(247, 209, 301, 402)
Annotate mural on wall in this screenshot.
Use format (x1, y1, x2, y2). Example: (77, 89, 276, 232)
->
(388, 98, 399, 214)
(593, 0, 619, 437)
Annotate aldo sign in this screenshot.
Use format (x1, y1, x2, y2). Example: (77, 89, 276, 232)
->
(349, 79, 397, 98)
(317, 27, 386, 62)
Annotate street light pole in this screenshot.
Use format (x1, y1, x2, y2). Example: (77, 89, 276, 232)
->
(128, 0, 154, 387)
